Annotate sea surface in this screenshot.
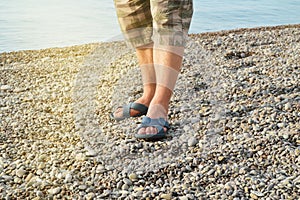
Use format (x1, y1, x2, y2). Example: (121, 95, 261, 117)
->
(0, 0, 299, 52)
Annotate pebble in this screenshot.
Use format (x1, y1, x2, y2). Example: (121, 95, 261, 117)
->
(116, 181, 123, 189)
(284, 102, 292, 110)
(161, 193, 172, 200)
(78, 185, 87, 191)
(188, 137, 198, 147)
(36, 191, 44, 197)
(36, 169, 43, 175)
(47, 187, 61, 195)
(25, 173, 34, 182)
(0, 85, 12, 91)
(251, 190, 264, 197)
(282, 134, 289, 139)
(218, 156, 225, 162)
(85, 148, 97, 157)
(129, 173, 138, 181)
(123, 178, 132, 186)
(85, 192, 95, 200)
(250, 193, 258, 199)
(15, 168, 26, 177)
(277, 123, 286, 128)
(64, 173, 72, 183)
(96, 165, 105, 173)
(14, 177, 22, 183)
(134, 187, 144, 192)
(179, 196, 189, 200)
(183, 125, 191, 132)
(122, 184, 129, 190)
(75, 153, 87, 161)
(38, 163, 45, 169)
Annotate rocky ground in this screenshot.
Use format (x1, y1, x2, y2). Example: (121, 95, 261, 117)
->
(0, 24, 299, 199)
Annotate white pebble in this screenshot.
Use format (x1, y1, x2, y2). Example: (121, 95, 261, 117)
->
(75, 153, 86, 161)
(0, 85, 12, 91)
(64, 173, 72, 183)
(48, 187, 61, 195)
(15, 169, 26, 178)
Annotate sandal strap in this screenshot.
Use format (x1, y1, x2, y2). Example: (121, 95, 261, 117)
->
(122, 102, 148, 118)
(130, 103, 148, 116)
(135, 117, 170, 140)
(139, 116, 170, 130)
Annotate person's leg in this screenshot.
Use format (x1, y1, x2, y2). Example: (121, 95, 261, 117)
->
(136, 0, 193, 136)
(113, 0, 156, 119)
(113, 0, 153, 48)
(151, 47, 184, 111)
(137, 46, 184, 134)
(135, 43, 156, 109)
(113, 43, 156, 118)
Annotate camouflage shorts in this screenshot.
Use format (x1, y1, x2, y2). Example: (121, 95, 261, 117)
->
(114, 0, 193, 48)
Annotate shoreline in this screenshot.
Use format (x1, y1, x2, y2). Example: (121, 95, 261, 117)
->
(0, 24, 299, 199)
(191, 23, 300, 37)
(1, 23, 299, 55)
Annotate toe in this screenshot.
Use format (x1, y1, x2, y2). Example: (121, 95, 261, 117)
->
(143, 126, 168, 135)
(150, 127, 158, 134)
(113, 108, 122, 118)
(137, 127, 146, 135)
(144, 127, 153, 135)
(137, 127, 158, 135)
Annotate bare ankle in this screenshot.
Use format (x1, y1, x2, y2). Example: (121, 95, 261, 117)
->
(147, 104, 168, 119)
(143, 83, 156, 96)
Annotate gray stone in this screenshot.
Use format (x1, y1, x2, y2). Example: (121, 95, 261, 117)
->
(123, 178, 132, 186)
(121, 184, 129, 190)
(79, 185, 87, 191)
(188, 137, 198, 147)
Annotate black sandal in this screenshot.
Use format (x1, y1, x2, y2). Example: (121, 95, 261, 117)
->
(111, 102, 148, 121)
(135, 116, 170, 141)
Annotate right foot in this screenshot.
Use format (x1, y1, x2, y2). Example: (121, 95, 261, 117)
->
(135, 104, 169, 136)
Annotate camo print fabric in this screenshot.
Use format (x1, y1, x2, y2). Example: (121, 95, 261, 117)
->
(114, 0, 193, 47)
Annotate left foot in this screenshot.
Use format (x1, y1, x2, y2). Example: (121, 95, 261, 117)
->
(111, 99, 149, 121)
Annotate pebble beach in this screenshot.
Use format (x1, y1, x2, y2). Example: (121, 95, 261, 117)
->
(0, 24, 299, 199)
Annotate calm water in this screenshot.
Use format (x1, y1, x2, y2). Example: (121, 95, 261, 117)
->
(0, 0, 299, 52)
